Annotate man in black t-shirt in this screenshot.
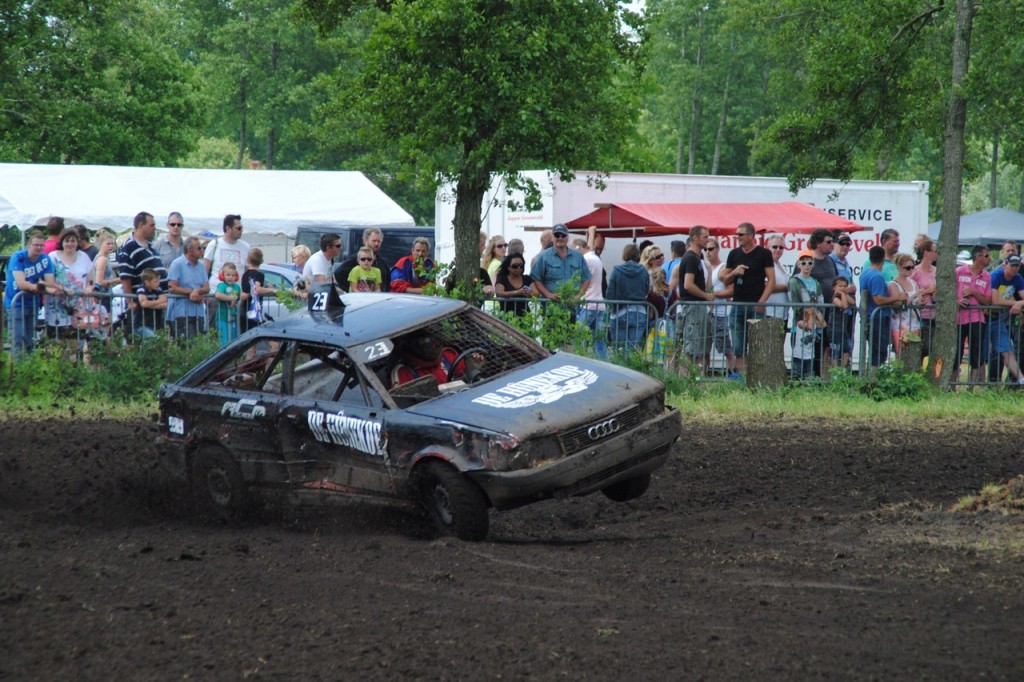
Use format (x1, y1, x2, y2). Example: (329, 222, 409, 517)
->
(720, 222, 775, 374)
(671, 226, 715, 372)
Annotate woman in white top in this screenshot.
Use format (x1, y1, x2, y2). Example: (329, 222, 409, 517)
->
(763, 235, 791, 323)
(46, 227, 93, 334)
(890, 252, 921, 355)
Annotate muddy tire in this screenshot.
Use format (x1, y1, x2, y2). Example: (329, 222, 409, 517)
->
(417, 461, 489, 541)
(601, 473, 651, 502)
(191, 446, 250, 523)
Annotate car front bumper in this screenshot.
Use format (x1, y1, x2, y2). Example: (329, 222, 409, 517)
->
(468, 408, 681, 510)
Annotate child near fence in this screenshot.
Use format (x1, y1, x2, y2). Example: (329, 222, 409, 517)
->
(789, 251, 827, 378)
(214, 262, 242, 346)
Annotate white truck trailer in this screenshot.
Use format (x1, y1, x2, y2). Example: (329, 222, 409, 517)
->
(435, 171, 930, 276)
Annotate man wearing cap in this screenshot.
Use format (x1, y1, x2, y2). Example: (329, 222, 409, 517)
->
(531, 224, 591, 307)
(986, 254, 1024, 385)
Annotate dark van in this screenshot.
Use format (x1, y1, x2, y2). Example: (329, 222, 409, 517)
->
(294, 226, 436, 270)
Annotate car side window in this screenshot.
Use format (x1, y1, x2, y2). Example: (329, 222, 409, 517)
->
(289, 343, 384, 408)
(263, 271, 289, 290)
(202, 340, 287, 392)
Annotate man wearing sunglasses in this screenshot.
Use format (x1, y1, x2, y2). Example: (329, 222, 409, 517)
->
(720, 222, 775, 375)
(203, 214, 250, 289)
(154, 212, 186, 269)
(303, 232, 343, 286)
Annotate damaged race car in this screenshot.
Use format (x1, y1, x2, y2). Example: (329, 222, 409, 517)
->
(156, 292, 681, 541)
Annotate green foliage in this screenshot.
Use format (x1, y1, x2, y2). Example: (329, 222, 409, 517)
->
(2, 331, 220, 403)
(302, 0, 643, 286)
(485, 278, 592, 354)
(0, 0, 207, 164)
(272, 287, 306, 312)
(187, 0, 340, 169)
(614, 348, 703, 398)
(863, 361, 934, 402)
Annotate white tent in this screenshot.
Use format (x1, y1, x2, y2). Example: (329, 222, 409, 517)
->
(927, 207, 1024, 246)
(0, 163, 415, 236)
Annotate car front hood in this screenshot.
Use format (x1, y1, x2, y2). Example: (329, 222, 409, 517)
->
(404, 354, 664, 438)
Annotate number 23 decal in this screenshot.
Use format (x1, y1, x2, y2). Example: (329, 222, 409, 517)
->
(364, 340, 392, 361)
(310, 291, 329, 312)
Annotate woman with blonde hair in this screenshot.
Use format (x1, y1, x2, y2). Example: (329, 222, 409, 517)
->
(890, 252, 921, 355)
(89, 231, 119, 291)
(640, 244, 665, 272)
(481, 235, 508, 281)
(291, 244, 312, 298)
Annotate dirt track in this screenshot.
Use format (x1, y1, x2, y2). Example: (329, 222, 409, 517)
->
(2, 417, 1023, 680)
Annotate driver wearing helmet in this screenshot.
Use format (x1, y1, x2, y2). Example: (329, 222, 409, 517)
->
(390, 333, 481, 386)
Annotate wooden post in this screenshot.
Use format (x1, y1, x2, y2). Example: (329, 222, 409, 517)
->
(897, 334, 923, 372)
(746, 317, 788, 388)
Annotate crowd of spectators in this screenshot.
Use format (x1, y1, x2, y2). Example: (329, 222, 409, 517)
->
(6, 215, 1024, 386)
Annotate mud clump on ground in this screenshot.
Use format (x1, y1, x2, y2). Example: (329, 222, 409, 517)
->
(1, 418, 1023, 679)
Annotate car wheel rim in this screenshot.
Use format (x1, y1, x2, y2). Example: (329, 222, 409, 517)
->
(432, 484, 453, 525)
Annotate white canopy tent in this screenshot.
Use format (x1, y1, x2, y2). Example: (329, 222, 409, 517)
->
(0, 163, 415, 236)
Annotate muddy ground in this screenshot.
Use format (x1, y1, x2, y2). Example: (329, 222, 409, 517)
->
(1, 417, 1023, 680)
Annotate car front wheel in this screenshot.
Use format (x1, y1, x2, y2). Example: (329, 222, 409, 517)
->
(191, 445, 250, 523)
(601, 473, 651, 502)
(417, 461, 489, 541)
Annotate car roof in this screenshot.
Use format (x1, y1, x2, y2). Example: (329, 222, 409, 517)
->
(262, 263, 299, 279)
(255, 292, 468, 348)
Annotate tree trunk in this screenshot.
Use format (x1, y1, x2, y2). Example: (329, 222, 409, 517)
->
(934, 0, 975, 389)
(266, 128, 275, 170)
(676, 108, 685, 174)
(711, 72, 729, 176)
(746, 318, 788, 389)
(989, 137, 998, 207)
(236, 75, 247, 170)
(451, 167, 490, 299)
(897, 337, 923, 372)
(686, 26, 704, 175)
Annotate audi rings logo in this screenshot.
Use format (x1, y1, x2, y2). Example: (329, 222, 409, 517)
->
(587, 418, 621, 441)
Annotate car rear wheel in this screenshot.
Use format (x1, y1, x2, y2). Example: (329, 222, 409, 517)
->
(191, 445, 250, 523)
(417, 461, 489, 541)
(601, 473, 651, 502)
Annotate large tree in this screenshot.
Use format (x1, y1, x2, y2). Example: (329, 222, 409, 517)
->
(300, 0, 642, 287)
(743, 0, 1024, 386)
(179, 0, 340, 169)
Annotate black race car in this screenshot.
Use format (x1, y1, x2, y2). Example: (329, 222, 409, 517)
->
(157, 292, 681, 540)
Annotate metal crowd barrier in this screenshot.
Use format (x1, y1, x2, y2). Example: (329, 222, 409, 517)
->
(7, 285, 1024, 389)
(3, 289, 240, 366)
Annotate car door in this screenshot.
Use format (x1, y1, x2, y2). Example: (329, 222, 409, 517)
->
(183, 338, 290, 480)
(274, 341, 396, 496)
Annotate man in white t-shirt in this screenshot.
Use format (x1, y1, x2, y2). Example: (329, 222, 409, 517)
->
(574, 227, 606, 359)
(202, 214, 250, 288)
(302, 233, 343, 285)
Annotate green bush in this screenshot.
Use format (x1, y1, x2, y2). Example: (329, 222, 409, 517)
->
(2, 330, 221, 402)
(863, 361, 934, 401)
